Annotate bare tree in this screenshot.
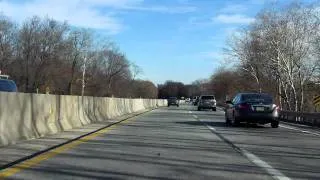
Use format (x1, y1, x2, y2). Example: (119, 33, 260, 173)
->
(65, 29, 92, 95)
(130, 62, 143, 81)
(0, 14, 159, 99)
(102, 49, 130, 96)
(0, 15, 17, 73)
(226, 2, 320, 112)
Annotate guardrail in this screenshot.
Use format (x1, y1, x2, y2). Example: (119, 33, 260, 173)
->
(279, 111, 320, 127)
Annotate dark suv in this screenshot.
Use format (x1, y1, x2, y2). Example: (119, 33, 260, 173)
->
(225, 93, 279, 128)
(167, 97, 179, 107)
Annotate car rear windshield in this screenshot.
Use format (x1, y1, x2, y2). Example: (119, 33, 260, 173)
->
(0, 80, 17, 92)
(242, 94, 273, 104)
(201, 96, 215, 100)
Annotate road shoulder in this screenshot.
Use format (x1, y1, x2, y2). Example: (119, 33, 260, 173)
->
(0, 108, 153, 170)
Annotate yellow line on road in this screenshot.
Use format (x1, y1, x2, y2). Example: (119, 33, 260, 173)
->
(0, 122, 122, 178)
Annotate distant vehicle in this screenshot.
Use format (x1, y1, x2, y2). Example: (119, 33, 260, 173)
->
(197, 95, 217, 111)
(167, 97, 179, 107)
(225, 93, 279, 128)
(0, 75, 18, 92)
(185, 98, 191, 103)
(192, 96, 199, 106)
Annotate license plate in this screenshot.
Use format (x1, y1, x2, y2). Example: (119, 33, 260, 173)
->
(256, 107, 264, 112)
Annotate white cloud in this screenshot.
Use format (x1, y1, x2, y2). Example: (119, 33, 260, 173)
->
(0, 0, 124, 34)
(82, 0, 143, 7)
(123, 5, 196, 13)
(214, 14, 254, 24)
(221, 4, 248, 13)
(85, 0, 196, 13)
(224, 27, 238, 35)
(0, 0, 196, 35)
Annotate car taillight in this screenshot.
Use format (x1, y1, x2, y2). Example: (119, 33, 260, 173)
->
(238, 103, 250, 110)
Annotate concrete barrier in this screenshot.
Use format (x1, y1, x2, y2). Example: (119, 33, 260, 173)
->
(0, 92, 167, 146)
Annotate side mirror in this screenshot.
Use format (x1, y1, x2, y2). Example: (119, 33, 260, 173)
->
(226, 100, 233, 105)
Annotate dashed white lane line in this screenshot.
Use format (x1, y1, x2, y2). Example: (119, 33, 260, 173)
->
(207, 125, 216, 131)
(280, 125, 320, 136)
(190, 113, 291, 180)
(241, 149, 291, 180)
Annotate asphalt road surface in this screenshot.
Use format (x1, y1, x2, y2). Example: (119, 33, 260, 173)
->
(4, 105, 320, 180)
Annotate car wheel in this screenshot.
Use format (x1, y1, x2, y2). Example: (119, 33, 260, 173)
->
(212, 107, 217, 111)
(271, 121, 279, 128)
(197, 107, 201, 111)
(177, 105, 179, 107)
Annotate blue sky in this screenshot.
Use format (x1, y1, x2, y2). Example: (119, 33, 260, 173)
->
(0, 0, 315, 84)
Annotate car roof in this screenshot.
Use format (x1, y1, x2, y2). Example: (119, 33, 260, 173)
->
(0, 79, 17, 92)
(238, 93, 271, 96)
(237, 93, 273, 99)
(0, 79, 16, 83)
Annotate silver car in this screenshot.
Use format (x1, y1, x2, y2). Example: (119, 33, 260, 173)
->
(197, 95, 217, 111)
(225, 93, 279, 128)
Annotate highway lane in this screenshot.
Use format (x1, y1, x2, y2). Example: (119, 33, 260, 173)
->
(3, 105, 320, 179)
(192, 107, 320, 180)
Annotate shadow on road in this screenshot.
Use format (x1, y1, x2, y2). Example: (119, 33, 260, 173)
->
(166, 107, 194, 111)
(176, 121, 226, 127)
(193, 113, 225, 117)
(175, 121, 266, 128)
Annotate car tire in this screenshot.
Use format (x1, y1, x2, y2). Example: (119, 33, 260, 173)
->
(198, 107, 201, 111)
(271, 121, 279, 128)
(177, 105, 179, 107)
(212, 107, 217, 111)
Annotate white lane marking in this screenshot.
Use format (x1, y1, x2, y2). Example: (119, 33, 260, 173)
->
(193, 115, 198, 119)
(208, 126, 216, 131)
(198, 119, 216, 131)
(279, 125, 298, 131)
(190, 113, 291, 180)
(205, 124, 291, 180)
(188, 111, 192, 114)
(241, 149, 291, 180)
(280, 125, 320, 136)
